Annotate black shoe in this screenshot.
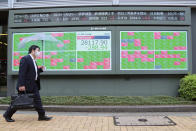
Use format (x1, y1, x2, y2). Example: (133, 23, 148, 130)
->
(3, 114, 15, 122)
(38, 116, 53, 121)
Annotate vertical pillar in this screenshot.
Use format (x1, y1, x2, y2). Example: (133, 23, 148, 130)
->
(8, 0, 14, 9)
(7, 75, 16, 96)
(113, 0, 119, 5)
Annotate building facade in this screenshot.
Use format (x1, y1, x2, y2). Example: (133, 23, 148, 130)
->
(1, 0, 196, 97)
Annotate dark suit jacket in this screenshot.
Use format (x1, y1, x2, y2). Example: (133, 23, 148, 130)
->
(16, 55, 43, 93)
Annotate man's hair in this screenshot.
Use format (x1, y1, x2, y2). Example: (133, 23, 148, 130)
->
(28, 45, 40, 54)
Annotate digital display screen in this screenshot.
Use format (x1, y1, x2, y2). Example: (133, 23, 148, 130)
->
(12, 31, 111, 71)
(14, 11, 185, 23)
(120, 31, 188, 70)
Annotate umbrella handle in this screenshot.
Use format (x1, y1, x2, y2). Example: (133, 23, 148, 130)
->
(42, 40, 44, 66)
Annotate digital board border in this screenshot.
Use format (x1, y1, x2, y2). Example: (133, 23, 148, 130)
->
(120, 31, 188, 70)
(8, 26, 192, 75)
(9, 7, 191, 28)
(116, 26, 192, 74)
(12, 31, 112, 71)
(8, 27, 116, 75)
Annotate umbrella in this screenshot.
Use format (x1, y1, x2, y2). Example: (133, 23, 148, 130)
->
(18, 33, 63, 66)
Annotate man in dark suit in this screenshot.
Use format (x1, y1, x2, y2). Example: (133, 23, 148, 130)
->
(3, 45, 52, 122)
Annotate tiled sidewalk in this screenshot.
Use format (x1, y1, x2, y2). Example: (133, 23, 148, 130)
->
(0, 113, 196, 131)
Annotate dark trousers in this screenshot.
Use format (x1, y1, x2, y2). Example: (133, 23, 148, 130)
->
(4, 82, 45, 118)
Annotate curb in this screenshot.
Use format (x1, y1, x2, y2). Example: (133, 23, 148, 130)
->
(0, 105, 196, 112)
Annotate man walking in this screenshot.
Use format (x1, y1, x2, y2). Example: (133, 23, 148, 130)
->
(3, 45, 52, 122)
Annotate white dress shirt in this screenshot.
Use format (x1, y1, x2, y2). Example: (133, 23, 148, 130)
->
(29, 54, 38, 80)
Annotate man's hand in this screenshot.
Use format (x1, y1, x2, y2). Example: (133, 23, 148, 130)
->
(19, 86, 25, 91)
(39, 66, 46, 71)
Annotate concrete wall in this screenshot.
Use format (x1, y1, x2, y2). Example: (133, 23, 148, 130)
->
(7, 74, 183, 96)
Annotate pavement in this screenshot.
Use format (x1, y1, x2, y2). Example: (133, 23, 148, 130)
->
(0, 111, 196, 131)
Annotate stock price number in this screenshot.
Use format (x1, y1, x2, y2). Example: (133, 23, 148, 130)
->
(80, 39, 109, 50)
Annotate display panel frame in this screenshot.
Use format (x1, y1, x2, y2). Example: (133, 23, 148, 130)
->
(8, 26, 116, 75)
(9, 7, 191, 28)
(116, 26, 192, 74)
(8, 26, 192, 75)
